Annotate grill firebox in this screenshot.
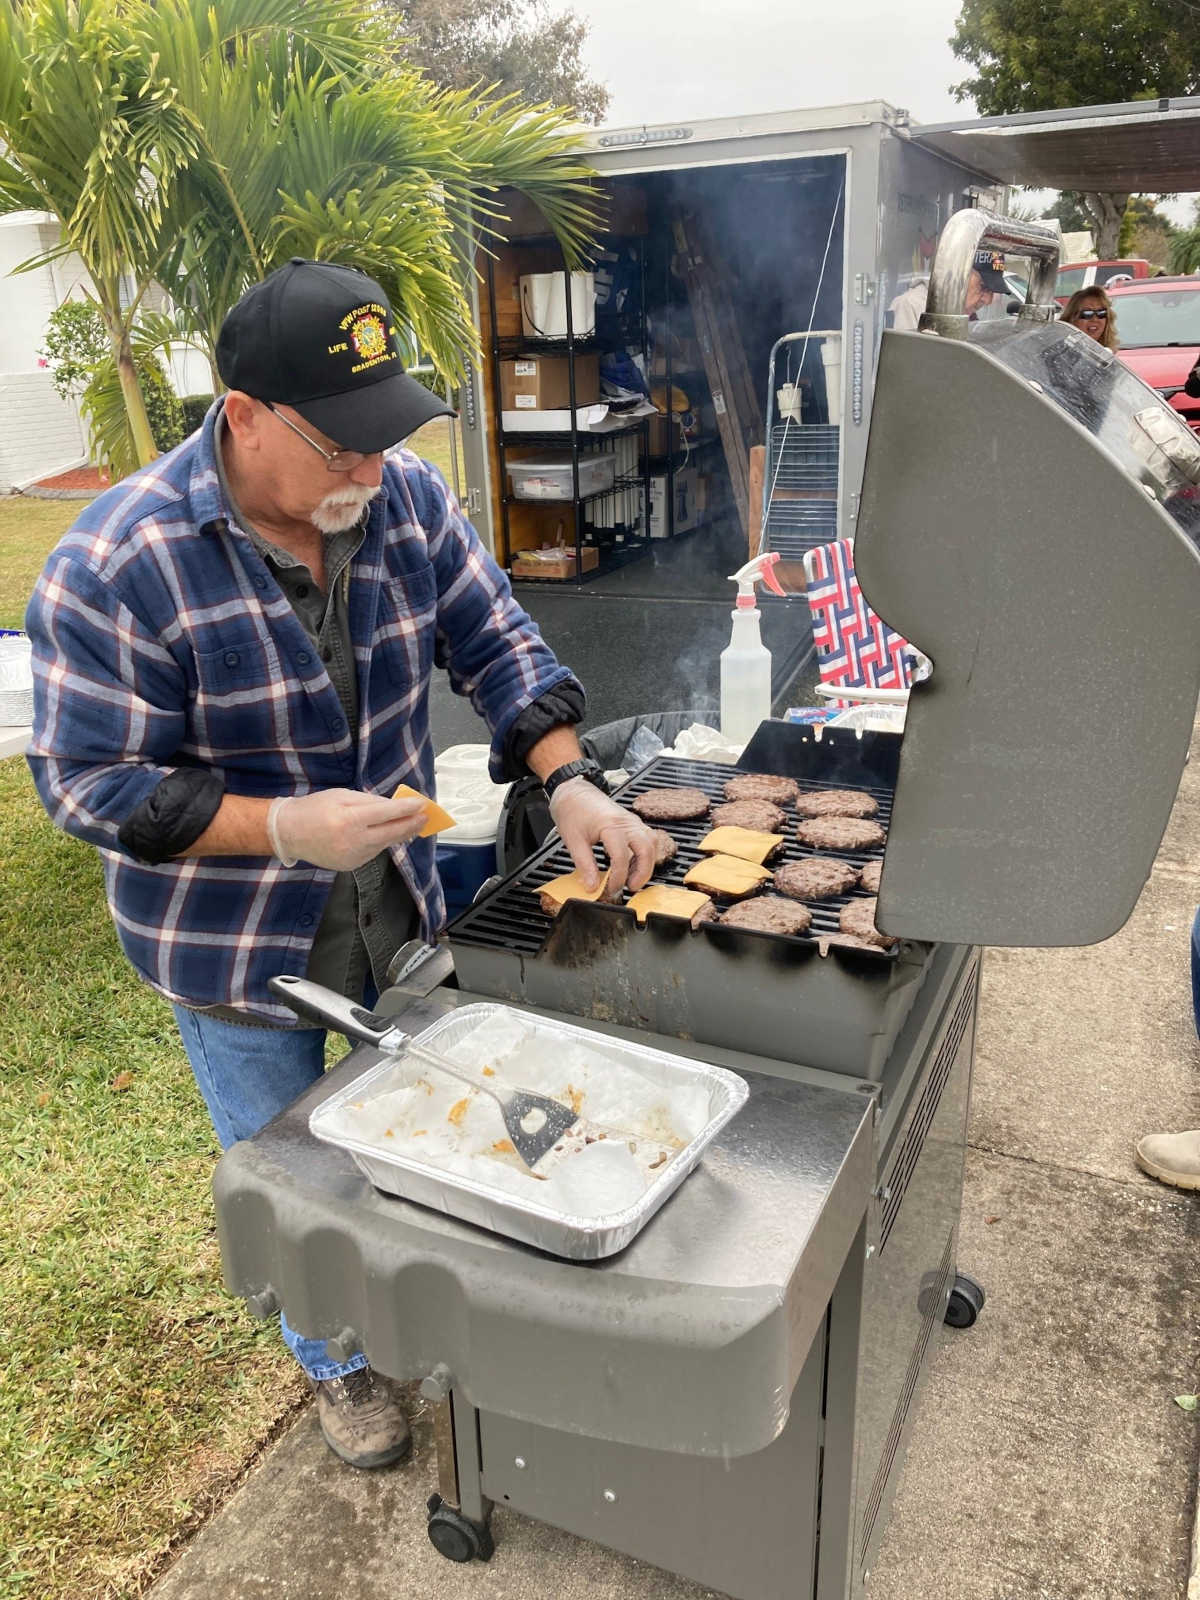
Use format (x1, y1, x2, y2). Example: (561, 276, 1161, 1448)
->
(448, 725, 938, 1078)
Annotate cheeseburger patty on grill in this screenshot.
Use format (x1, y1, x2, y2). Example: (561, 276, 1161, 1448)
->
(793, 787, 879, 819)
(796, 816, 886, 852)
(838, 896, 896, 949)
(718, 896, 813, 935)
(858, 859, 882, 894)
(712, 799, 787, 833)
(723, 773, 799, 805)
(774, 858, 860, 901)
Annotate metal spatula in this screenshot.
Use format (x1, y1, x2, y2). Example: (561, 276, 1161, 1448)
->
(269, 976, 580, 1169)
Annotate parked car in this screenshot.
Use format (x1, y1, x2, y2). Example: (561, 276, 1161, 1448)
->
(1055, 258, 1152, 304)
(1109, 277, 1200, 434)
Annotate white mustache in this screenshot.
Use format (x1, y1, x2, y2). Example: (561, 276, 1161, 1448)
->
(311, 483, 380, 533)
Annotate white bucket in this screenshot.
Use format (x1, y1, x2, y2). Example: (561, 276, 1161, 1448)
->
(776, 382, 805, 423)
(520, 271, 595, 341)
(820, 334, 843, 427)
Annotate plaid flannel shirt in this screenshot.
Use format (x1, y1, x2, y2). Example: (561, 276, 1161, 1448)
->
(25, 402, 576, 1023)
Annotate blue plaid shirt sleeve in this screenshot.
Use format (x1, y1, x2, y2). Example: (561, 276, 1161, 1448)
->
(25, 550, 190, 852)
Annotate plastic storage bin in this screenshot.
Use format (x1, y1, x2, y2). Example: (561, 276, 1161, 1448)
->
(509, 453, 616, 502)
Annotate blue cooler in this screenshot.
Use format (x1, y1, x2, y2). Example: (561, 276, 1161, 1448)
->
(436, 836, 500, 921)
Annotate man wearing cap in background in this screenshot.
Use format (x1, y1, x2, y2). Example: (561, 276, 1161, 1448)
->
(24, 258, 656, 1471)
(888, 246, 1008, 331)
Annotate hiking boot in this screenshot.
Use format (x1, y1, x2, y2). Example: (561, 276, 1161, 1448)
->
(1134, 1131, 1200, 1191)
(313, 1366, 412, 1469)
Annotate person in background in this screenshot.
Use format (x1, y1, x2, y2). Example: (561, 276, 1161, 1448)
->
(1060, 286, 1119, 350)
(888, 248, 1008, 331)
(1135, 910, 1200, 1190)
(24, 257, 657, 1473)
(1186, 353, 1200, 400)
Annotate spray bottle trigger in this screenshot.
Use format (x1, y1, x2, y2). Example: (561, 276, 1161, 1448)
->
(758, 553, 786, 597)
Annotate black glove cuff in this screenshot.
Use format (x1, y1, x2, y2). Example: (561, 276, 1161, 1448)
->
(501, 680, 587, 780)
(117, 768, 226, 864)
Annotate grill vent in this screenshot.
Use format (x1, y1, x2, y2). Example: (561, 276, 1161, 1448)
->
(860, 1231, 953, 1558)
(878, 961, 978, 1251)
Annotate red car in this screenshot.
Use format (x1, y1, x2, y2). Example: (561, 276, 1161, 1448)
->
(1108, 277, 1200, 434)
(1055, 258, 1152, 305)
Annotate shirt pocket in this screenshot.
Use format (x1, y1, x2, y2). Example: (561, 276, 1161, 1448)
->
(376, 565, 438, 692)
(192, 636, 277, 752)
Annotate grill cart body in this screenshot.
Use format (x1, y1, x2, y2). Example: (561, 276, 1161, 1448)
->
(215, 938, 980, 1600)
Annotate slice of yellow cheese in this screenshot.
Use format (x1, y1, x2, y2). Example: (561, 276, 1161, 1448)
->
(683, 853, 772, 898)
(698, 825, 785, 865)
(626, 884, 712, 926)
(392, 783, 456, 837)
(538, 867, 612, 914)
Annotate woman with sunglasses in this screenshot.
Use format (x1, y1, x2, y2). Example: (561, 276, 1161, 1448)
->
(1060, 286, 1119, 351)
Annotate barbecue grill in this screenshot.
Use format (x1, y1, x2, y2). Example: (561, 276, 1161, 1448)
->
(212, 212, 1200, 1599)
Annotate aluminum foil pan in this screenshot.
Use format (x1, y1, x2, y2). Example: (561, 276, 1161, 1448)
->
(308, 1003, 749, 1261)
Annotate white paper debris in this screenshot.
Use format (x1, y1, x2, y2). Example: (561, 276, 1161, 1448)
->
(322, 1011, 714, 1218)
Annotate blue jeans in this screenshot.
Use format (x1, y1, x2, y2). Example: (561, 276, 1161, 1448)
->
(173, 1002, 369, 1381)
(1192, 908, 1200, 1043)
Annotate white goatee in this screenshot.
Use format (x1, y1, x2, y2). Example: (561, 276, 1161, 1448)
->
(311, 484, 380, 535)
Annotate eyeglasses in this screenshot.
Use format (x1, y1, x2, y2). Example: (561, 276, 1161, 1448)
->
(264, 402, 371, 472)
(1075, 309, 1109, 322)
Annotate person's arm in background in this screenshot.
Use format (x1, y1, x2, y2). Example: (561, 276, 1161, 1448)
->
(1185, 357, 1200, 399)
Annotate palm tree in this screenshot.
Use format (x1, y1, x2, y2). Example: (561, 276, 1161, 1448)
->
(0, 0, 602, 470)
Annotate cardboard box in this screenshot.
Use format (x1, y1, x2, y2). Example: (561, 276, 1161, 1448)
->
(500, 353, 599, 412)
(649, 468, 699, 540)
(511, 545, 601, 580)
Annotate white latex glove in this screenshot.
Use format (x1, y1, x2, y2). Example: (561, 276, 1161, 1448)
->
(268, 789, 429, 871)
(548, 777, 657, 894)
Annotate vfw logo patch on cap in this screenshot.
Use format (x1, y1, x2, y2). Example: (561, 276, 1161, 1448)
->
(332, 302, 398, 375)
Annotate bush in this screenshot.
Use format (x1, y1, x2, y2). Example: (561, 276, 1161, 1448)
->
(139, 359, 187, 453)
(180, 394, 215, 435)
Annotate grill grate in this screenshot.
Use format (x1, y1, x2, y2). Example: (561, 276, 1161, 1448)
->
(449, 753, 894, 958)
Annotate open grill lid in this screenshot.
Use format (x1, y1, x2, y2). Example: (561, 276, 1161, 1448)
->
(855, 316, 1200, 948)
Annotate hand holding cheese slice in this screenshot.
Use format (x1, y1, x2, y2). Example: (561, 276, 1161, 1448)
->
(538, 867, 613, 916)
(391, 783, 456, 837)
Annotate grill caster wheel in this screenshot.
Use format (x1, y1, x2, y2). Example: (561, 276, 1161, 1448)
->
(945, 1272, 986, 1329)
(426, 1493, 494, 1563)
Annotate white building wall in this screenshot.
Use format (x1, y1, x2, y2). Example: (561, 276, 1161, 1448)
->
(0, 213, 86, 490)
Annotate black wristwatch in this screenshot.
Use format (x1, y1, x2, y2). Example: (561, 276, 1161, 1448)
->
(541, 757, 608, 799)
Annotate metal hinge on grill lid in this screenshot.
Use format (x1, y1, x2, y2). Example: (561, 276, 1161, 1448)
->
(852, 212, 1200, 949)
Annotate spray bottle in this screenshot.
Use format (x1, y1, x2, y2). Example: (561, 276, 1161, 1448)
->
(720, 552, 786, 746)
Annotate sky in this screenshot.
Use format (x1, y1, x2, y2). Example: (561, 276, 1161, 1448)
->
(557, 0, 1198, 228)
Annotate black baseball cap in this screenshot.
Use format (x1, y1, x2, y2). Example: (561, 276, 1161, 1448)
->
(972, 248, 1008, 293)
(216, 258, 454, 452)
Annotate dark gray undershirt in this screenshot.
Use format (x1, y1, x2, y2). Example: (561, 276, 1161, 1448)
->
(208, 414, 418, 1024)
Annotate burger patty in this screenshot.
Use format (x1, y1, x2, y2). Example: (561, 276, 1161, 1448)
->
(773, 857, 860, 901)
(649, 828, 678, 866)
(711, 799, 787, 833)
(796, 816, 886, 852)
(838, 896, 896, 949)
(723, 773, 800, 804)
(793, 787, 879, 819)
(631, 786, 710, 823)
(718, 896, 813, 935)
(858, 859, 882, 894)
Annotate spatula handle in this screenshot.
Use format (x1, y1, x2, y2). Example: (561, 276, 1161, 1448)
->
(269, 975, 409, 1051)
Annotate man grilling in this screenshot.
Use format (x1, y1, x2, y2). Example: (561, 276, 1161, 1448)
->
(24, 258, 656, 1471)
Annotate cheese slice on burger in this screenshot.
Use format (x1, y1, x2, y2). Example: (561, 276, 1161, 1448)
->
(698, 825, 785, 865)
(626, 884, 712, 926)
(684, 854, 773, 898)
(538, 867, 613, 916)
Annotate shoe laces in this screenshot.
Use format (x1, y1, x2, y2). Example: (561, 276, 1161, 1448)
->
(330, 1366, 378, 1406)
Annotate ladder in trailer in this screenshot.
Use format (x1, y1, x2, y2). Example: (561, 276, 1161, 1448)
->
(670, 214, 761, 540)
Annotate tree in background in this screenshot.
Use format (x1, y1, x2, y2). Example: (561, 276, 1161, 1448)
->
(1, 0, 602, 475)
(950, 0, 1200, 255)
(384, 0, 608, 122)
(1041, 192, 1093, 239)
(1118, 196, 1178, 267)
(1170, 198, 1200, 275)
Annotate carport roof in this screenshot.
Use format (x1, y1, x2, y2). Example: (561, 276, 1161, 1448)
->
(913, 96, 1200, 192)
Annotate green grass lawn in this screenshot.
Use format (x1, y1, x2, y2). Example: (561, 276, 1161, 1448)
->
(0, 415, 458, 1598)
